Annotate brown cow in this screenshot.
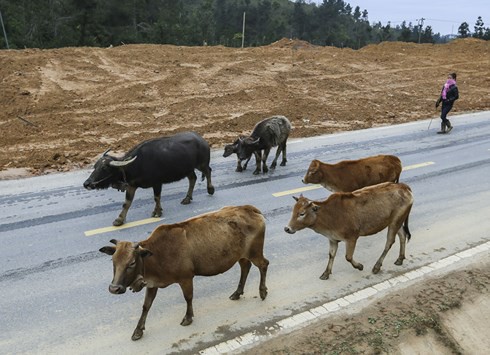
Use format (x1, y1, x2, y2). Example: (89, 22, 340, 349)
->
(99, 205, 269, 341)
(302, 154, 402, 192)
(284, 182, 413, 279)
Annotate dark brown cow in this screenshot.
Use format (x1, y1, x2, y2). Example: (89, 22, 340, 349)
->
(284, 182, 413, 279)
(99, 205, 269, 341)
(302, 154, 402, 192)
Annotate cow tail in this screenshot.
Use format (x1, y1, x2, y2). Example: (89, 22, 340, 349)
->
(403, 213, 411, 241)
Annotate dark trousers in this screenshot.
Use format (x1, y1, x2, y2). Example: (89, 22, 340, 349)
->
(441, 102, 453, 123)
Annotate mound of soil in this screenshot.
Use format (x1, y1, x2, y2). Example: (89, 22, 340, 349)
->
(1, 38, 489, 177)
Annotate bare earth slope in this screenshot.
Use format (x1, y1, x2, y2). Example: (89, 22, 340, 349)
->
(1, 38, 489, 176)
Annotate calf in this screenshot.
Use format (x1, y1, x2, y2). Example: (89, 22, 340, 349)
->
(224, 115, 292, 175)
(223, 138, 252, 172)
(302, 154, 402, 192)
(99, 205, 269, 340)
(284, 182, 413, 279)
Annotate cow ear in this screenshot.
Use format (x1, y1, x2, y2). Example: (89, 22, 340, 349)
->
(110, 239, 118, 245)
(311, 203, 320, 212)
(99, 246, 116, 255)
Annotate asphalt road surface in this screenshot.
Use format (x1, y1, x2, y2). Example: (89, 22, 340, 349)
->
(1, 112, 489, 354)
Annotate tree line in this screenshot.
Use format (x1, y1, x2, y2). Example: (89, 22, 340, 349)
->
(0, 0, 489, 50)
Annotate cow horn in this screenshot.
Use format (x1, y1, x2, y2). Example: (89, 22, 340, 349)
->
(109, 156, 137, 167)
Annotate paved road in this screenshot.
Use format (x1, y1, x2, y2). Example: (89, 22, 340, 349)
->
(1, 112, 489, 354)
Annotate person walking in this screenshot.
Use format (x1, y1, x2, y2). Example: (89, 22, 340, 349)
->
(435, 72, 459, 134)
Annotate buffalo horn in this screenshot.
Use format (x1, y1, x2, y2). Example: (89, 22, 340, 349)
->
(109, 156, 137, 167)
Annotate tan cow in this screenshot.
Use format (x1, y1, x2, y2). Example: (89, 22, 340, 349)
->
(99, 205, 269, 341)
(284, 182, 413, 279)
(302, 154, 402, 192)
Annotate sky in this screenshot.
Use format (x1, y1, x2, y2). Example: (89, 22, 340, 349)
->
(311, 0, 489, 35)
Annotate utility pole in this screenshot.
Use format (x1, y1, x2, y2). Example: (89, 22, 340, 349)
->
(241, 12, 246, 48)
(0, 10, 9, 49)
(416, 18, 425, 43)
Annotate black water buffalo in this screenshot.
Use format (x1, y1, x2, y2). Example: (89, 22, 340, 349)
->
(222, 139, 252, 172)
(83, 131, 215, 226)
(224, 115, 292, 175)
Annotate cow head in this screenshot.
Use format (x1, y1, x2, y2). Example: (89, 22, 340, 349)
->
(236, 136, 260, 161)
(99, 239, 152, 294)
(284, 195, 320, 234)
(302, 160, 322, 184)
(83, 149, 137, 190)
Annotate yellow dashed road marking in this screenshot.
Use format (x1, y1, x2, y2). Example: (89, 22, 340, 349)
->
(273, 161, 435, 197)
(84, 217, 161, 237)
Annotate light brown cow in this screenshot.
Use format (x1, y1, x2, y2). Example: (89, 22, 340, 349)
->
(302, 154, 402, 192)
(99, 205, 269, 341)
(284, 182, 413, 279)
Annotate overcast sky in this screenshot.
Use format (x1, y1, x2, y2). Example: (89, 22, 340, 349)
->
(311, 0, 489, 35)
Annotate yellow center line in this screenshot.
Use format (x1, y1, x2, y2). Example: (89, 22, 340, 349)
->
(272, 161, 435, 197)
(84, 217, 162, 237)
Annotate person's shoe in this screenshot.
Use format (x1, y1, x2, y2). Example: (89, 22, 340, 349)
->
(446, 121, 453, 133)
(437, 122, 446, 134)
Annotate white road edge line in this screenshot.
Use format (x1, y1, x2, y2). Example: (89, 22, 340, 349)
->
(198, 240, 490, 354)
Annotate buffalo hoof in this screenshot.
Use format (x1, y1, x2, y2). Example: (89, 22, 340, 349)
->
(319, 273, 330, 280)
(131, 328, 144, 341)
(113, 218, 124, 226)
(208, 186, 215, 195)
(181, 196, 192, 205)
(262, 166, 269, 173)
(280, 161, 287, 166)
(270, 162, 277, 169)
(235, 166, 243, 172)
(151, 210, 162, 218)
(259, 288, 268, 300)
(394, 258, 404, 266)
(229, 291, 243, 300)
(180, 317, 193, 326)
(253, 170, 260, 175)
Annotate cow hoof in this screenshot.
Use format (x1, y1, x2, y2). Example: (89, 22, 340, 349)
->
(207, 186, 215, 195)
(394, 258, 404, 266)
(372, 265, 381, 274)
(181, 196, 192, 205)
(259, 288, 268, 300)
(180, 317, 193, 326)
(113, 218, 124, 226)
(357, 264, 364, 271)
(319, 273, 329, 280)
(131, 328, 143, 341)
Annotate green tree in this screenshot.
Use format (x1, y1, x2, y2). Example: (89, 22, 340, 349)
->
(473, 16, 485, 38)
(458, 21, 471, 37)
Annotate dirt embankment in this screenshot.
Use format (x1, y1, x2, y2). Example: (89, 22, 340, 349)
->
(1, 38, 489, 177)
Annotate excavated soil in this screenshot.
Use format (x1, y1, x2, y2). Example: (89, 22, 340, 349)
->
(1, 38, 489, 177)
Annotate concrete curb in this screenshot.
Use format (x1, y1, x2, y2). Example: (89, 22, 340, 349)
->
(199, 240, 490, 354)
